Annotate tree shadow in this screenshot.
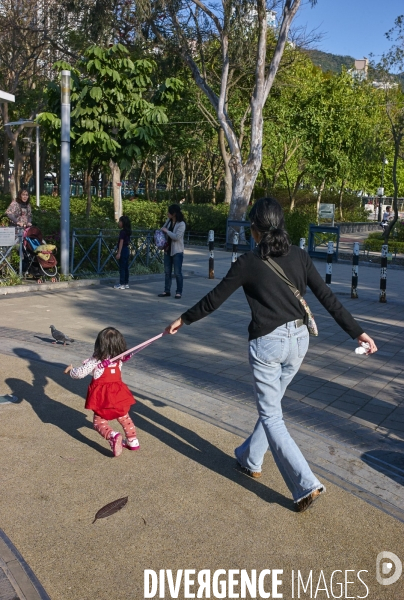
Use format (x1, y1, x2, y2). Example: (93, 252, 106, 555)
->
(6, 348, 110, 456)
(361, 450, 404, 487)
(130, 394, 294, 511)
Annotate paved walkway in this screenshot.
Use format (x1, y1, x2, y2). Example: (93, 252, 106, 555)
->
(1, 247, 404, 599)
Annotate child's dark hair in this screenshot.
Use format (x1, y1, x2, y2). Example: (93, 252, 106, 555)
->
(249, 197, 291, 258)
(119, 215, 132, 236)
(93, 327, 127, 360)
(168, 204, 185, 223)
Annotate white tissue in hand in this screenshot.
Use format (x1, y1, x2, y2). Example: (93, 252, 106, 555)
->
(355, 342, 370, 355)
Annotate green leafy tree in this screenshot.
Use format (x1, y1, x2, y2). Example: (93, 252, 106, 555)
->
(372, 15, 404, 243)
(40, 44, 182, 218)
(132, 0, 317, 219)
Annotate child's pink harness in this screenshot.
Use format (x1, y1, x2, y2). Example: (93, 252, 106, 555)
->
(98, 332, 167, 368)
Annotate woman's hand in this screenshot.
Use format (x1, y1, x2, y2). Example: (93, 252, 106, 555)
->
(64, 364, 73, 374)
(357, 333, 377, 355)
(165, 317, 184, 335)
(116, 252, 121, 260)
(161, 227, 168, 233)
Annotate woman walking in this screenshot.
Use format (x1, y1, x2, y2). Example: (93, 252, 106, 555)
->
(165, 198, 377, 512)
(158, 204, 186, 299)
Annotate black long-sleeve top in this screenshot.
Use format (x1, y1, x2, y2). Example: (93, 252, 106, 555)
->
(181, 246, 364, 341)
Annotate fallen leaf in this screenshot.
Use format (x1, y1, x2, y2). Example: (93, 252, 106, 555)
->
(92, 496, 128, 524)
(142, 517, 147, 525)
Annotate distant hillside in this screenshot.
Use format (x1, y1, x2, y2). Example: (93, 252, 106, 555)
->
(304, 49, 355, 73)
(305, 49, 404, 89)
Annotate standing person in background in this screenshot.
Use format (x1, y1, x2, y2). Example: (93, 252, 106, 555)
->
(114, 215, 131, 290)
(380, 205, 393, 230)
(6, 189, 32, 227)
(164, 197, 377, 512)
(158, 204, 186, 299)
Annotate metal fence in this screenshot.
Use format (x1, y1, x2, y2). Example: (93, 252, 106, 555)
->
(70, 228, 164, 275)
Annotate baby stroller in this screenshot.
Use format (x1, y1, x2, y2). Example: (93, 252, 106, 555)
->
(22, 226, 58, 282)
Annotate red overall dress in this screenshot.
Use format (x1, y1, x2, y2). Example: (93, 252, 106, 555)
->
(85, 362, 135, 420)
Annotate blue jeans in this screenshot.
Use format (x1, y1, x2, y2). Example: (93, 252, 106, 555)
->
(119, 246, 129, 285)
(235, 322, 322, 503)
(164, 252, 184, 294)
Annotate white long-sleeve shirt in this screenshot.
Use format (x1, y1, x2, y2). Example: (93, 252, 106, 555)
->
(70, 357, 123, 380)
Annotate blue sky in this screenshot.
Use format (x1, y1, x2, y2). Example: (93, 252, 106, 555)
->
(293, 0, 403, 59)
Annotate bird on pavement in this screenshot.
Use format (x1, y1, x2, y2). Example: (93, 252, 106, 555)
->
(50, 325, 74, 346)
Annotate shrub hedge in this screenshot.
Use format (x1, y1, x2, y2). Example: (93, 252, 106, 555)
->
(364, 238, 404, 253)
(0, 193, 370, 247)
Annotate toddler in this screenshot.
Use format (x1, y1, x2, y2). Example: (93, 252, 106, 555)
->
(65, 327, 139, 456)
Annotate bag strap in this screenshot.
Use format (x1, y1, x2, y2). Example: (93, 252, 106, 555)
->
(258, 251, 303, 301)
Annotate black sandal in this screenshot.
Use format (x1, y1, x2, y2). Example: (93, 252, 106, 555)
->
(175, 293, 182, 299)
(158, 292, 171, 297)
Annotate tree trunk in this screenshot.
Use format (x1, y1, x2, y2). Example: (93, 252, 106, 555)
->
(283, 166, 292, 205)
(134, 158, 147, 194)
(5, 122, 24, 199)
(93, 166, 99, 198)
(210, 154, 216, 205)
(109, 159, 121, 222)
(290, 170, 306, 211)
(383, 136, 401, 244)
(2, 103, 10, 194)
(84, 167, 92, 218)
(145, 166, 150, 200)
(166, 159, 173, 192)
(218, 128, 232, 204)
(338, 178, 346, 221)
(101, 172, 108, 198)
(228, 157, 258, 221)
(13, 145, 23, 195)
(316, 177, 326, 216)
(260, 165, 269, 195)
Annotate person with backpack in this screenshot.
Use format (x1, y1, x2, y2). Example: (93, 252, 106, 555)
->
(157, 204, 186, 299)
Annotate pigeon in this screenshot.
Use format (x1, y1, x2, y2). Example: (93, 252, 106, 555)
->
(50, 325, 74, 346)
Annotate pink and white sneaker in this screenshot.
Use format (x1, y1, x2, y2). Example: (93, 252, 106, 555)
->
(109, 432, 123, 457)
(122, 437, 140, 451)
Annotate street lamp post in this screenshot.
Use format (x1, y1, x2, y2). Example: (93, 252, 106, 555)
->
(60, 70, 71, 276)
(4, 119, 40, 207)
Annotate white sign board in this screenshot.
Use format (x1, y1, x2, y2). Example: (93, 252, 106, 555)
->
(0, 90, 15, 102)
(0, 227, 17, 246)
(318, 204, 335, 219)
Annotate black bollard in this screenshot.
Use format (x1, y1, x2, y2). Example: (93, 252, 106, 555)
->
(232, 232, 239, 263)
(325, 241, 333, 285)
(379, 244, 388, 303)
(351, 242, 359, 299)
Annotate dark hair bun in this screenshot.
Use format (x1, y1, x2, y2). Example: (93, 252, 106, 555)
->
(249, 197, 291, 258)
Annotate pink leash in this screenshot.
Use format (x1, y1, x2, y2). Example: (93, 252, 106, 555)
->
(99, 332, 167, 368)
